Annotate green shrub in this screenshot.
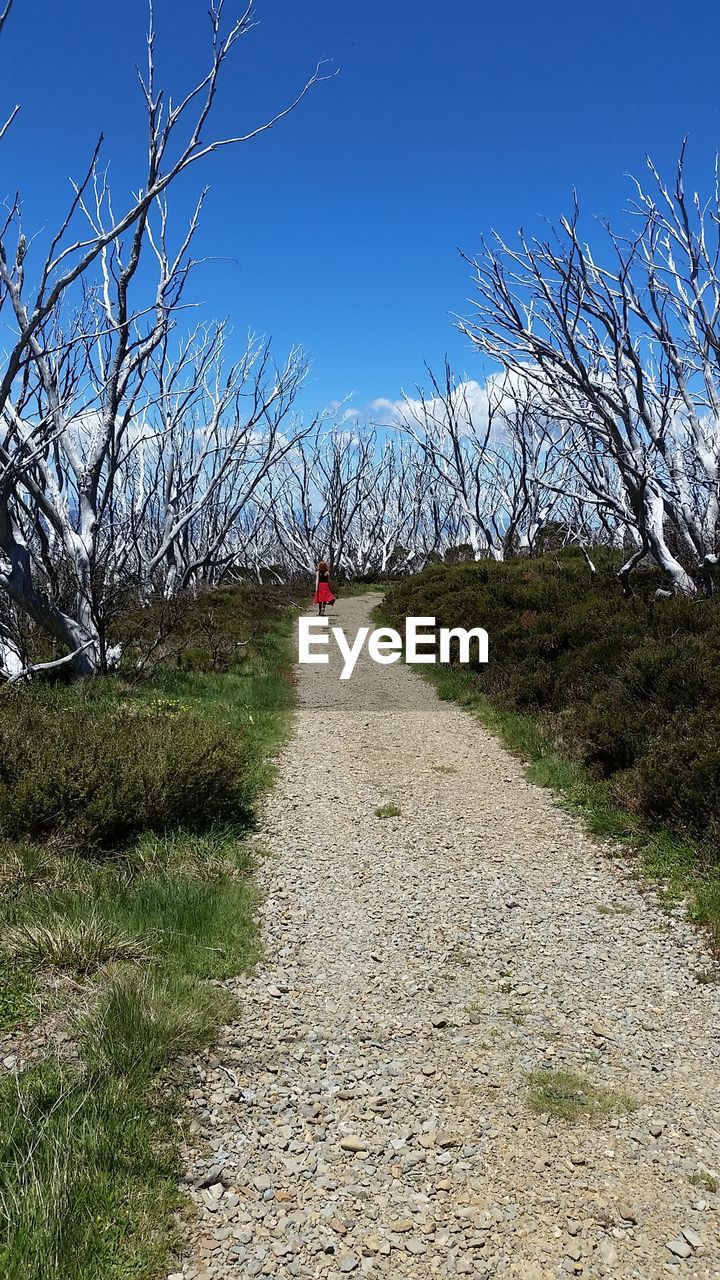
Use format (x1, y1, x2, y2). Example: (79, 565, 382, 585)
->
(0, 689, 252, 851)
(632, 710, 720, 845)
(118, 581, 294, 674)
(573, 691, 654, 773)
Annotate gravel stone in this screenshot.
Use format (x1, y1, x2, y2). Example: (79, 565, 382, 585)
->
(339, 1137, 369, 1154)
(682, 1227, 703, 1250)
(666, 1238, 693, 1259)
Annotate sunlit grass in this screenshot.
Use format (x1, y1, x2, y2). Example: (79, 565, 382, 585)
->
(0, 596, 295, 1280)
(80, 970, 237, 1085)
(375, 803, 402, 819)
(0, 1061, 181, 1280)
(3, 916, 149, 976)
(527, 1067, 636, 1122)
(689, 1170, 718, 1193)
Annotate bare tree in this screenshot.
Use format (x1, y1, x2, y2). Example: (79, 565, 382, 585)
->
(461, 152, 720, 594)
(393, 360, 571, 560)
(132, 333, 314, 596)
(0, 0, 328, 675)
(269, 428, 436, 579)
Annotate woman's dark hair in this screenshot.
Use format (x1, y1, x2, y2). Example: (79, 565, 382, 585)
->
(317, 560, 330, 573)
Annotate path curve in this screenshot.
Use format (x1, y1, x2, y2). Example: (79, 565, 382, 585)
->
(171, 594, 720, 1280)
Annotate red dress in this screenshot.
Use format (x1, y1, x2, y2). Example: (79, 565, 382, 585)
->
(313, 573, 335, 605)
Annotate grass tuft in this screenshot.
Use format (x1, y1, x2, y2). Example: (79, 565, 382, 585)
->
(694, 968, 720, 985)
(691, 876, 720, 951)
(375, 803, 402, 819)
(500, 1005, 528, 1025)
(0, 959, 36, 1032)
(689, 1169, 718, 1193)
(0, 842, 58, 895)
(0, 1061, 180, 1280)
(80, 971, 237, 1085)
(3, 915, 149, 975)
(527, 1067, 636, 1122)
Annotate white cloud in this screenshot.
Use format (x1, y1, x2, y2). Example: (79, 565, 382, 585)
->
(368, 366, 546, 443)
(369, 377, 494, 439)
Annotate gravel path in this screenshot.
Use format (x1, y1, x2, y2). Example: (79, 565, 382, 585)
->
(171, 594, 720, 1280)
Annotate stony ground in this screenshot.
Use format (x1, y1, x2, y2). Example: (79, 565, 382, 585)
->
(171, 595, 720, 1280)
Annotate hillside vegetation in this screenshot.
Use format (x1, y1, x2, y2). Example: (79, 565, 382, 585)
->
(382, 553, 720, 933)
(0, 585, 295, 1280)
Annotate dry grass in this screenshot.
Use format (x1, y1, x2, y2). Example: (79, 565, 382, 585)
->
(3, 916, 149, 976)
(0, 844, 58, 895)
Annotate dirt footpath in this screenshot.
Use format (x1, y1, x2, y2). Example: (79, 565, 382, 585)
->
(171, 594, 720, 1280)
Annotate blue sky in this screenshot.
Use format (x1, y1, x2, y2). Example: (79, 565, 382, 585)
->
(3, 0, 720, 418)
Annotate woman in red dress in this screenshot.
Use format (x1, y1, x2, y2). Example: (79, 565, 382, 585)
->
(313, 560, 336, 616)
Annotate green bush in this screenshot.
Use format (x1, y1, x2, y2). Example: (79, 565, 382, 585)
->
(573, 691, 653, 773)
(0, 689, 252, 851)
(118, 581, 294, 673)
(382, 553, 720, 858)
(632, 710, 720, 845)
